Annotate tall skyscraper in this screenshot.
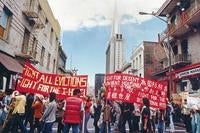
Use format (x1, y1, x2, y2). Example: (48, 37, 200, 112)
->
(106, 0, 125, 74)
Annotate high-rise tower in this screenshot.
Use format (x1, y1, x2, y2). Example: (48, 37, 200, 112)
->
(106, 0, 125, 73)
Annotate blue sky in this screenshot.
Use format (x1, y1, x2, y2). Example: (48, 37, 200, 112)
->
(47, 0, 166, 86)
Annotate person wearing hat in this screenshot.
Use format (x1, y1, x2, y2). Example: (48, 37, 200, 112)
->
(63, 88, 84, 133)
(31, 94, 44, 133)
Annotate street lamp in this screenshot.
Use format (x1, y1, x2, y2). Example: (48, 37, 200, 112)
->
(139, 11, 172, 98)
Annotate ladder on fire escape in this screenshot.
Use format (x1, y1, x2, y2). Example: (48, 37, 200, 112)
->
(162, 41, 175, 67)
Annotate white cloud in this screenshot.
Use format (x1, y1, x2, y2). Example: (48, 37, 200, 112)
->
(47, 0, 165, 31)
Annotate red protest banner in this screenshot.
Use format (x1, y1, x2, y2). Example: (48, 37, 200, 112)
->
(105, 73, 167, 109)
(16, 62, 88, 99)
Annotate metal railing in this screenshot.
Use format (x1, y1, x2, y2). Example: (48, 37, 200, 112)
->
(159, 0, 200, 41)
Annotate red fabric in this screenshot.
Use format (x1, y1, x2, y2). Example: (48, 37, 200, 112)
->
(105, 73, 167, 110)
(16, 62, 88, 100)
(63, 97, 83, 124)
(85, 101, 92, 113)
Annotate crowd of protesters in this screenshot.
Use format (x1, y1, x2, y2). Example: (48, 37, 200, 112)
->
(92, 96, 200, 133)
(0, 89, 200, 133)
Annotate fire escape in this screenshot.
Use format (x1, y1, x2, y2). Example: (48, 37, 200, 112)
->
(16, 0, 46, 64)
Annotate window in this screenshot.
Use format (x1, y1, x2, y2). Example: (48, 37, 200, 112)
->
(50, 28, 53, 45)
(0, 7, 12, 40)
(21, 29, 30, 54)
(136, 57, 138, 69)
(40, 46, 45, 65)
(139, 54, 142, 67)
(181, 40, 188, 54)
(53, 59, 56, 73)
(31, 37, 37, 58)
(47, 53, 51, 70)
(133, 60, 135, 69)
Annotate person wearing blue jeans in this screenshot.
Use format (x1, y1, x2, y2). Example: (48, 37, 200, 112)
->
(11, 113, 28, 133)
(63, 123, 80, 133)
(10, 91, 28, 133)
(40, 92, 57, 133)
(41, 122, 54, 133)
(100, 121, 111, 133)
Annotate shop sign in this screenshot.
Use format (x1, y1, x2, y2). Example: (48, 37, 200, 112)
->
(176, 67, 200, 78)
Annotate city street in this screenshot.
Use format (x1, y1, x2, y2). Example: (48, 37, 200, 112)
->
(55, 118, 186, 133)
(0, 117, 186, 133)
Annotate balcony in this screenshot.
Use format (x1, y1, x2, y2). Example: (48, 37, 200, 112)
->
(174, 54, 191, 67)
(23, 0, 40, 18)
(152, 54, 191, 76)
(159, 0, 200, 41)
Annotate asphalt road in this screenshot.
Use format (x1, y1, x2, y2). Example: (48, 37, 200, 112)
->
(0, 118, 186, 133)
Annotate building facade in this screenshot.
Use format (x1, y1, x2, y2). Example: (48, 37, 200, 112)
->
(57, 45, 68, 75)
(130, 41, 165, 79)
(105, 0, 125, 74)
(154, 0, 200, 96)
(94, 73, 105, 97)
(0, 0, 61, 91)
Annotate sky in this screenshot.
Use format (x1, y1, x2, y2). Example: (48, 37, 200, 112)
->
(47, 0, 166, 87)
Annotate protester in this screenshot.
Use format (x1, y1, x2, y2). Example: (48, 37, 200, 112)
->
(112, 100, 121, 131)
(150, 107, 157, 133)
(1, 92, 15, 133)
(56, 99, 64, 133)
(93, 98, 102, 133)
(63, 88, 84, 133)
(99, 101, 112, 133)
(157, 109, 165, 133)
(165, 98, 174, 133)
(141, 97, 151, 133)
(191, 105, 200, 133)
(24, 93, 34, 133)
(0, 90, 12, 126)
(40, 92, 57, 133)
(11, 91, 28, 133)
(32, 94, 44, 133)
(181, 99, 192, 133)
(120, 102, 134, 133)
(82, 96, 92, 133)
(132, 103, 141, 133)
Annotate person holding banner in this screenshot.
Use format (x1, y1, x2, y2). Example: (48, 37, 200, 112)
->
(141, 98, 151, 133)
(99, 101, 112, 133)
(63, 88, 84, 133)
(120, 102, 134, 133)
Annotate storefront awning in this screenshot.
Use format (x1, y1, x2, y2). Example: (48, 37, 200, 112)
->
(0, 53, 23, 73)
